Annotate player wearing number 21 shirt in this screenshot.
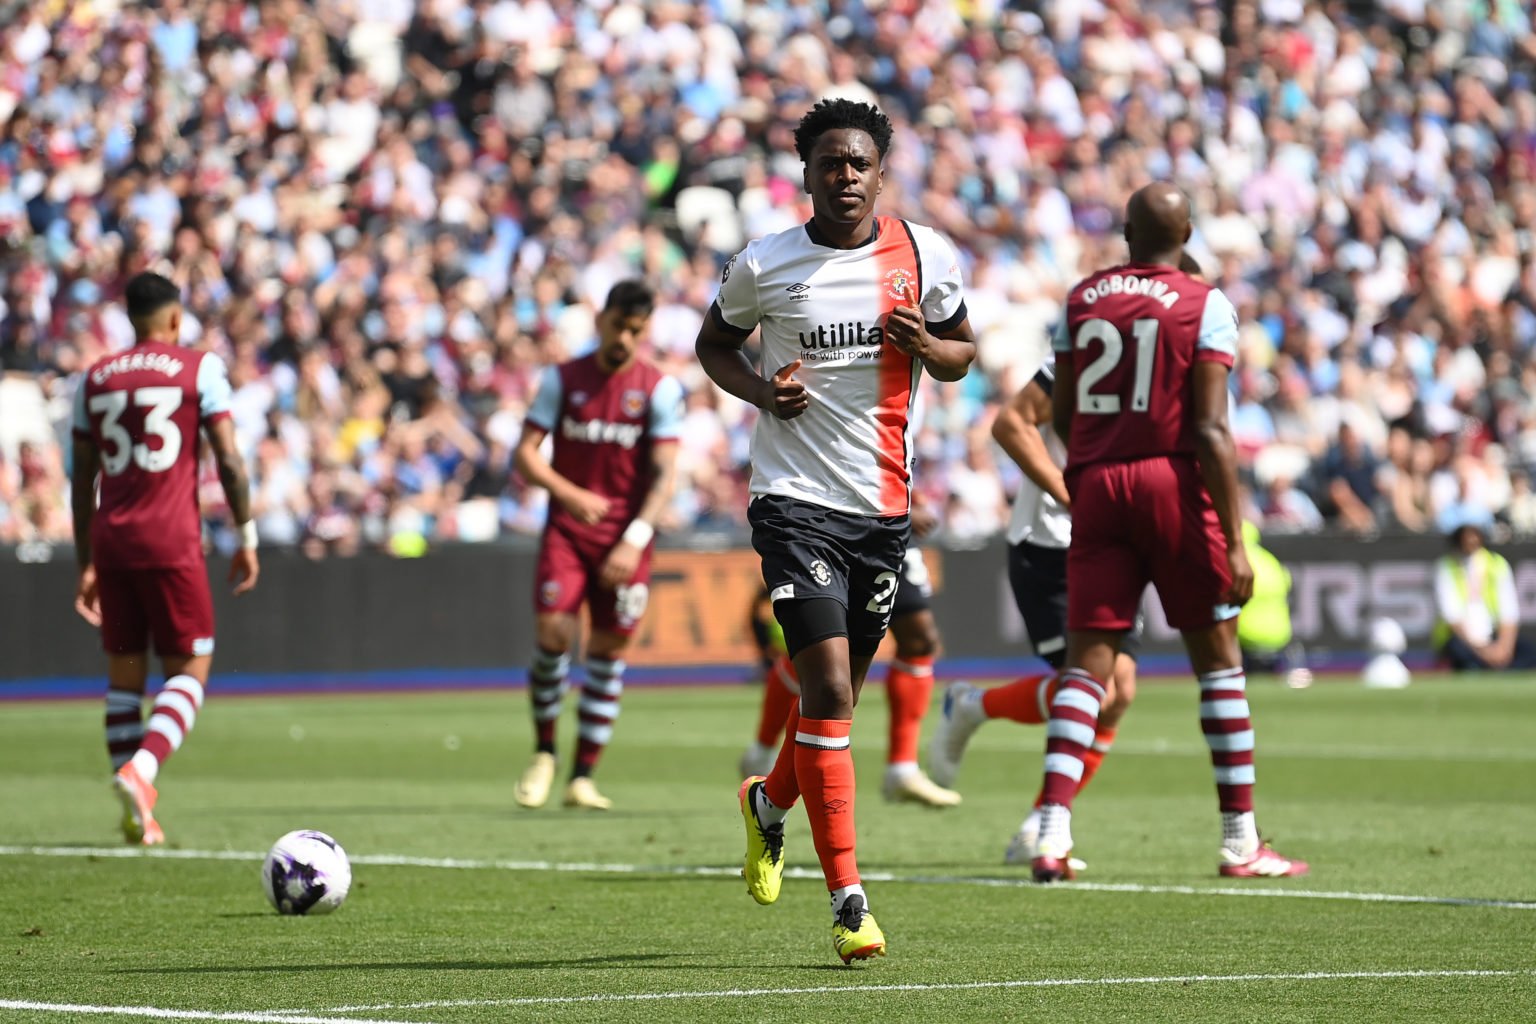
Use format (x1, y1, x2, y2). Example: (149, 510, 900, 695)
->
(70, 271, 260, 848)
(1029, 182, 1307, 883)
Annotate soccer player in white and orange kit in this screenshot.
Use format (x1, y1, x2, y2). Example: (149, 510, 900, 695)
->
(696, 99, 974, 962)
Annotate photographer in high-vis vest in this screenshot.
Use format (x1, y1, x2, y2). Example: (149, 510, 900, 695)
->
(1433, 511, 1536, 672)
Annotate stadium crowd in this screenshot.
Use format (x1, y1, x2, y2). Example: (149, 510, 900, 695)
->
(2, 0, 1536, 554)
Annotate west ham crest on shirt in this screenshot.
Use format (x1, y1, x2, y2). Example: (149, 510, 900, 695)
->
(621, 389, 647, 418)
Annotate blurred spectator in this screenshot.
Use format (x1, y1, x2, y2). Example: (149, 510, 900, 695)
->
(1258, 473, 1324, 533)
(0, 0, 1534, 551)
(1321, 422, 1380, 534)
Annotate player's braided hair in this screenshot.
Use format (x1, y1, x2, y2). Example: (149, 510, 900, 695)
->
(794, 98, 893, 162)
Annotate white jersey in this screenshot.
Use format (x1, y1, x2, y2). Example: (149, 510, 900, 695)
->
(1005, 356, 1074, 549)
(713, 216, 967, 517)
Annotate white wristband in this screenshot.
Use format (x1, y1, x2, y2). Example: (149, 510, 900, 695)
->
(239, 520, 258, 551)
(622, 519, 655, 548)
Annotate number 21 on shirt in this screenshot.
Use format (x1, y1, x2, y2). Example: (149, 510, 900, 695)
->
(1074, 318, 1159, 415)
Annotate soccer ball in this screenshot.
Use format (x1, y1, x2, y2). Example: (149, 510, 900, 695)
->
(261, 830, 351, 915)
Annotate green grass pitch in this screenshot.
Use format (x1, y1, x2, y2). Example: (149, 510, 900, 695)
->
(1, 675, 1533, 1023)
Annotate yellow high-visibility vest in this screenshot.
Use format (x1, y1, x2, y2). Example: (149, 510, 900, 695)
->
(1238, 521, 1293, 653)
(1432, 549, 1512, 649)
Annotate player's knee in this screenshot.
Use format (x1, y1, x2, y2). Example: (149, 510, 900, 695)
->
(892, 613, 940, 659)
(587, 629, 631, 660)
(534, 614, 578, 653)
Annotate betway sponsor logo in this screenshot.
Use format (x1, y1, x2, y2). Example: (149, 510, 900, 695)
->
(561, 416, 643, 449)
(798, 321, 884, 349)
(91, 351, 186, 384)
(1081, 274, 1181, 309)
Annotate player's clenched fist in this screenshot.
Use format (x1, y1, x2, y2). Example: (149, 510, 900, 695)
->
(885, 283, 929, 359)
(1224, 544, 1255, 606)
(763, 360, 809, 420)
(561, 487, 612, 525)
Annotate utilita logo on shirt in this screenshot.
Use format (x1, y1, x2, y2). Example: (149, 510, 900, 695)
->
(798, 321, 885, 349)
(561, 416, 644, 449)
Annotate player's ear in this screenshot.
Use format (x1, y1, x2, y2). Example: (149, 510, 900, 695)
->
(1181, 222, 1193, 244)
(802, 165, 812, 196)
(169, 305, 183, 339)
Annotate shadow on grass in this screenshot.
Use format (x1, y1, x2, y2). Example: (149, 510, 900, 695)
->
(116, 953, 697, 974)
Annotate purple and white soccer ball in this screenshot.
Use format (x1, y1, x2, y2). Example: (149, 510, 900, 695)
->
(261, 830, 351, 915)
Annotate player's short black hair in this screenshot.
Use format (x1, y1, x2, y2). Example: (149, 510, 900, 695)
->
(604, 279, 655, 319)
(124, 272, 181, 321)
(794, 98, 893, 162)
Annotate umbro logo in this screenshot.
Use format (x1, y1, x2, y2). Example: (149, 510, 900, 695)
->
(823, 799, 848, 814)
(786, 282, 811, 302)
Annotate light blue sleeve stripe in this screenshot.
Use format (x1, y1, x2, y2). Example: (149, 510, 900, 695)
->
(197, 354, 233, 419)
(648, 375, 685, 439)
(1050, 317, 1071, 353)
(1198, 289, 1239, 359)
(525, 365, 563, 432)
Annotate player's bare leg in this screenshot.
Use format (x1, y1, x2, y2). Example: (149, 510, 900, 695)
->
(516, 613, 577, 809)
(564, 628, 631, 811)
(1183, 619, 1308, 878)
(741, 652, 798, 779)
(882, 610, 959, 807)
(112, 652, 210, 846)
(1031, 630, 1119, 882)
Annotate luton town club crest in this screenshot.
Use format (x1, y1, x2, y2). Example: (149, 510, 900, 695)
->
(884, 267, 915, 302)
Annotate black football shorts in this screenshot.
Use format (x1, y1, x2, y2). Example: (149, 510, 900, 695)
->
(749, 494, 910, 657)
(1008, 540, 1142, 668)
(890, 547, 933, 619)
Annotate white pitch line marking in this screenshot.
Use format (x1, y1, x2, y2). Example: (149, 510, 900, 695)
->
(318, 969, 1534, 1013)
(2, 845, 1533, 912)
(0, 1000, 427, 1024)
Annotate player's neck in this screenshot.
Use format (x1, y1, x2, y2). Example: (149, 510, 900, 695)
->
(806, 214, 878, 250)
(1127, 249, 1181, 268)
(134, 334, 175, 347)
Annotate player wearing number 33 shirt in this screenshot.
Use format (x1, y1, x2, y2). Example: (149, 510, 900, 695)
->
(696, 99, 975, 963)
(70, 271, 259, 849)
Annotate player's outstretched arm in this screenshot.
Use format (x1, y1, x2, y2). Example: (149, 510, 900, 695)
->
(992, 379, 1069, 508)
(206, 416, 260, 595)
(1191, 360, 1252, 605)
(70, 436, 102, 625)
(695, 311, 807, 420)
(513, 423, 611, 525)
(885, 284, 974, 381)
